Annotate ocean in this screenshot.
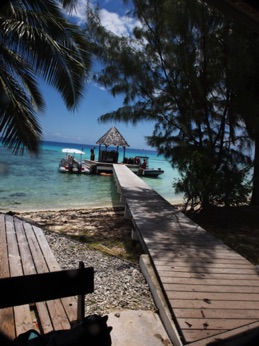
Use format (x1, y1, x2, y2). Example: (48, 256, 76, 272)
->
(0, 141, 183, 212)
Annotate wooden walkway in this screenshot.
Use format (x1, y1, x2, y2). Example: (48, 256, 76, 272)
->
(113, 164, 259, 346)
(0, 214, 84, 340)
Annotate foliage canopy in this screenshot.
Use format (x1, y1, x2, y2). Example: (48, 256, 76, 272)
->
(87, 0, 254, 208)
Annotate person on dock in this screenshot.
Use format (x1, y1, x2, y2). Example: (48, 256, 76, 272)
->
(141, 159, 147, 169)
(90, 147, 95, 161)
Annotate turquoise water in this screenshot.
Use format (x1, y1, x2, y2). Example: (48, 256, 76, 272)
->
(0, 141, 183, 211)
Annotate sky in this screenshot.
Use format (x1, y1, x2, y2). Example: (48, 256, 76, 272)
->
(39, 0, 154, 150)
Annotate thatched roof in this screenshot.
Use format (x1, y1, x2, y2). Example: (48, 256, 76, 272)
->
(96, 127, 130, 147)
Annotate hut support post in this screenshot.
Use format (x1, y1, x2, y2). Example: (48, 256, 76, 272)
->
(123, 147, 126, 162)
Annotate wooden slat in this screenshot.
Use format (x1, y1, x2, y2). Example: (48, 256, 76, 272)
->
(189, 321, 259, 346)
(22, 222, 49, 273)
(152, 253, 248, 261)
(174, 308, 259, 319)
(160, 274, 259, 283)
(32, 224, 61, 272)
(0, 215, 9, 278)
(163, 284, 259, 293)
(160, 272, 258, 286)
(19, 220, 65, 331)
(32, 225, 78, 323)
(155, 266, 257, 275)
(0, 214, 15, 339)
(154, 258, 252, 266)
(149, 247, 246, 259)
(168, 291, 259, 301)
(13, 218, 53, 333)
(182, 329, 227, 343)
(14, 218, 53, 334)
(170, 299, 259, 310)
(22, 222, 72, 330)
(5, 215, 23, 276)
(178, 318, 257, 330)
(5, 215, 34, 336)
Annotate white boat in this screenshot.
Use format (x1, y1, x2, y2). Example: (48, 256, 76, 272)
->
(59, 148, 91, 174)
(135, 156, 164, 178)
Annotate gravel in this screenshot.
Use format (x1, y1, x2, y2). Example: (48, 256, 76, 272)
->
(45, 231, 157, 315)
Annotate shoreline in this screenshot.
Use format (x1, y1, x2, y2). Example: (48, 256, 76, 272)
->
(1, 198, 184, 214)
(3, 204, 123, 214)
(0, 199, 125, 213)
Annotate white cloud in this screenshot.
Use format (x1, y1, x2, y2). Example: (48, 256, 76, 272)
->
(99, 9, 138, 36)
(67, 0, 140, 37)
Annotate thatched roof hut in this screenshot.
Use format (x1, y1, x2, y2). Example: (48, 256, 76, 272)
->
(96, 127, 130, 162)
(96, 126, 130, 147)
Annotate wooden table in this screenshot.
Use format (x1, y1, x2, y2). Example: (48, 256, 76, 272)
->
(0, 214, 93, 340)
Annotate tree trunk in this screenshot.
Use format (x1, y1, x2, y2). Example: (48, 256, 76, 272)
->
(251, 134, 259, 205)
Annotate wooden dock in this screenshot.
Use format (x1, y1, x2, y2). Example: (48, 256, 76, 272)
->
(113, 164, 259, 346)
(83, 159, 139, 175)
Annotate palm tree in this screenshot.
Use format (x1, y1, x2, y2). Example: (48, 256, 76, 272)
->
(0, 0, 91, 155)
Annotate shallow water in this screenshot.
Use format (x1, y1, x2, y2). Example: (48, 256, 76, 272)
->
(0, 141, 183, 211)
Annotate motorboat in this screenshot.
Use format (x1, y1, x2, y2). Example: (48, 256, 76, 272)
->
(59, 148, 91, 174)
(135, 156, 164, 178)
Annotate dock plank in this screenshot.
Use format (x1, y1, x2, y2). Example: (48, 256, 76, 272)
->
(174, 308, 259, 319)
(170, 299, 259, 310)
(161, 276, 259, 285)
(178, 317, 258, 330)
(163, 284, 259, 293)
(113, 164, 259, 345)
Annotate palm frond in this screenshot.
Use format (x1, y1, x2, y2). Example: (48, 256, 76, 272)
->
(0, 0, 92, 154)
(0, 76, 42, 155)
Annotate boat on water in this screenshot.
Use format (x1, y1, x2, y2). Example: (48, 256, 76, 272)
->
(59, 148, 91, 174)
(135, 156, 164, 178)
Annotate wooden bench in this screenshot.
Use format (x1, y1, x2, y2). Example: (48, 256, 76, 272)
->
(0, 214, 94, 340)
